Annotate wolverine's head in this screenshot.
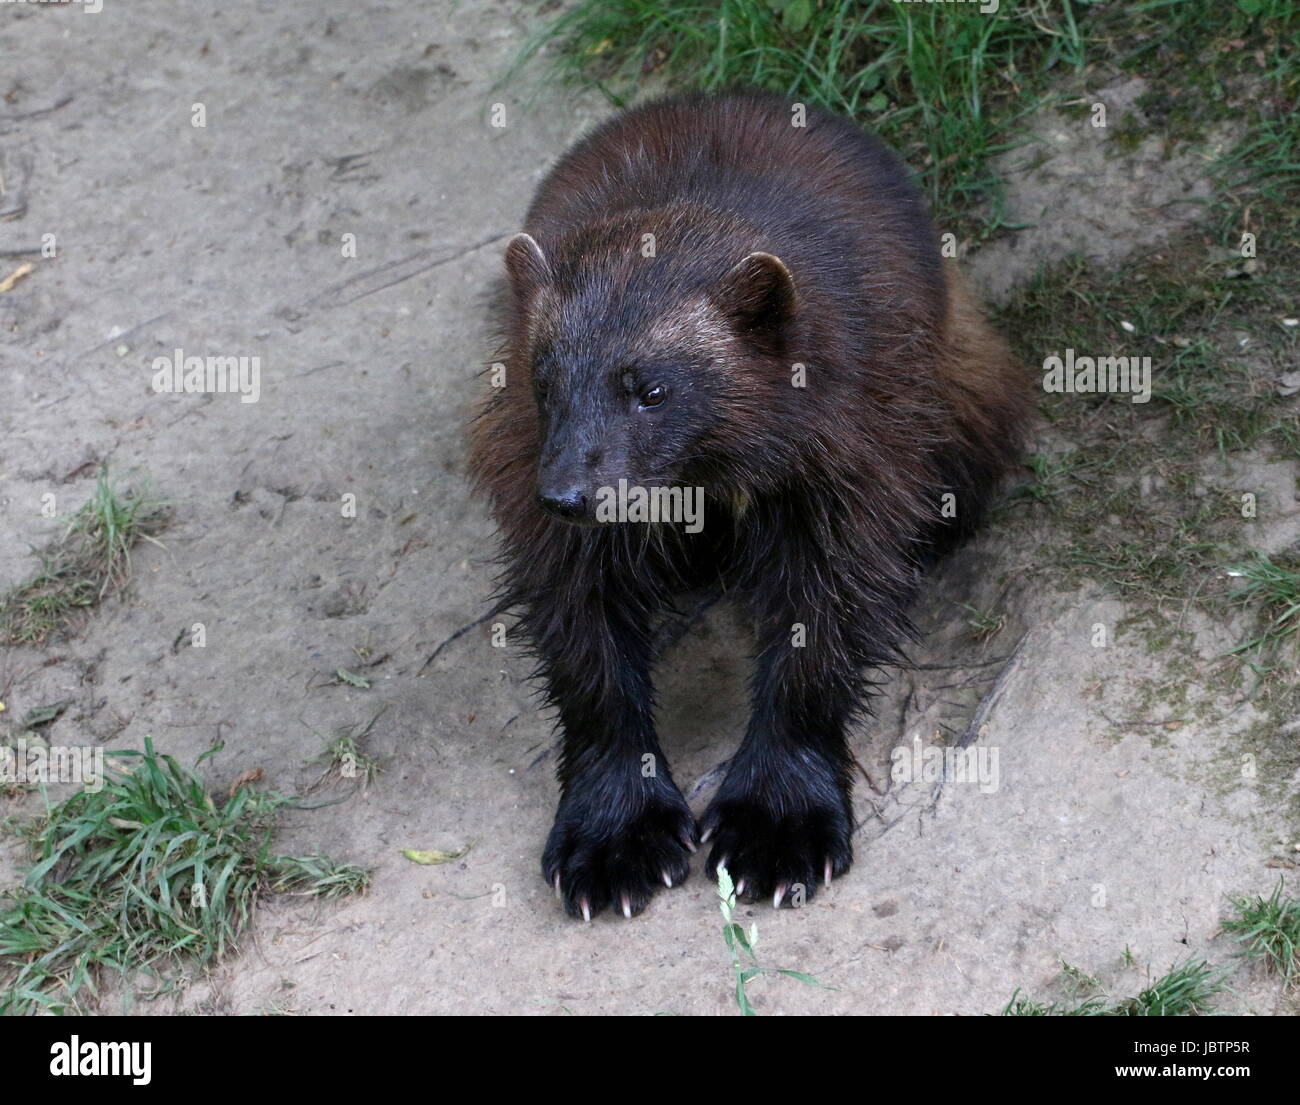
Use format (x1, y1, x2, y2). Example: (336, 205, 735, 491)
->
(503, 225, 796, 525)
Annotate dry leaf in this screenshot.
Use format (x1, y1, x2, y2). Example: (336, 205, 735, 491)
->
(403, 842, 474, 865)
(0, 262, 33, 293)
(228, 767, 264, 796)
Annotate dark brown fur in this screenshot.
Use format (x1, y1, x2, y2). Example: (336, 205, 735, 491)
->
(468, 90, 1030, 919)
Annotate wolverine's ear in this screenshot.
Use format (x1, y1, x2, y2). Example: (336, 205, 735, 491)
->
(713, 251, 796, 336)
(504, 232, 550, 300)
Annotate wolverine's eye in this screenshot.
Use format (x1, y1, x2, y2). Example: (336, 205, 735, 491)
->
(639, 385, 667, 409)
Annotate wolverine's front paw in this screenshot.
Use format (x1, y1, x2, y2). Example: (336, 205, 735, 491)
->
(543, 783, 697, 920)
(700, 781, 853, 907)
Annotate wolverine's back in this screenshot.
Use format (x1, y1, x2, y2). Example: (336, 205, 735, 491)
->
(521, 90, 949, 338)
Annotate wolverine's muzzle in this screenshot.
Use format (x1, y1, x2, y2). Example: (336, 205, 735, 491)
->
(536, 483, 589, 521)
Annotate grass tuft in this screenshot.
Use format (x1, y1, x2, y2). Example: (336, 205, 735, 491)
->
(1221, 879, 1300, 988)
(0, 467, 168, 646)
(1001, 957, 1226, 1016)
(1223, 553, 1300, 662)
(507, 1, 1297, 242)
(307, 713, 385, 793)
(0, 738, 369, 1015)
(267, 854, 373, 900)
(507, 0, 1089, 240)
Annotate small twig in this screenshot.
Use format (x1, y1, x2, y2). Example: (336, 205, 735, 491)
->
(907, 652, 1017, 671)
(852, 753, 885, 795)
(954, 633, 1027, 750)
(0, 95, 75, 124)
(77, 312, 172, 359)
(925, 633, 1027, 812)
(304, 233, 510, 311)
(292, 360, 344, 379)
(1100, 712, 1191, 728)
(418, 600, 511, 674)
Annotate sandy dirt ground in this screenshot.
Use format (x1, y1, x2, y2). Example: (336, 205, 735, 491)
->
(1, 0, 1296, 1015)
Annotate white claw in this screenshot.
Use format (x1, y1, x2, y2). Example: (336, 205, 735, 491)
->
(773, 885, 786, 909)
(581, 900, 591, 923)
(683, 838, 698, 853)
(554, 874, 562, 898)
(735, 878, 747, 897)
(824, 859, 833, 888)
(621, 895, 632, 919)
(663, 871, 674, 889)
(699, 827, 714, 844)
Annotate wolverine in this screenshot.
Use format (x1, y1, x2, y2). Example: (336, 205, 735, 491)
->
(468, 90, 1031, 920)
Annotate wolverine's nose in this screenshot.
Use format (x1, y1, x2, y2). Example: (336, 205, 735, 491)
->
(537, 487, 588, 521)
